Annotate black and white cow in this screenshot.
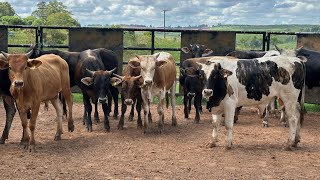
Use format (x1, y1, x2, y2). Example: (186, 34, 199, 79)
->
(200, 55, 306, 150)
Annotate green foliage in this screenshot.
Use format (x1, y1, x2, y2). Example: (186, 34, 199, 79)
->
(46, 13, 80, 26)
(0, 2, 15, 18)
(0, 15, 26, 25)
(42, 29, 68, 45)
(32, 0, 71, 19)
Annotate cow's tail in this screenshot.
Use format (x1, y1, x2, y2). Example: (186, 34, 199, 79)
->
(59, 93, 68, 118)
(166, 92, 169, 109)
(299, 62, 306, 126)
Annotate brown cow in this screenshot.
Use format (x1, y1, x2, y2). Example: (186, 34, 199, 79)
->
(0, 50, 74, 152)
(128, 52, 177, 133)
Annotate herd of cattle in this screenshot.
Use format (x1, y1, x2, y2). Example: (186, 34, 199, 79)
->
(0, 43, 319, 152)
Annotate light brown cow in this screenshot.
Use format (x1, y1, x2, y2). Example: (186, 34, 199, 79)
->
(0, 50, 74, 152)
(128, 52, 177, 133)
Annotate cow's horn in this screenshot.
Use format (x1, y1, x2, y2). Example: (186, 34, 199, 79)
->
(274, 44, 282, 53)
(25, 48, 34, 58)
(133, 75, 142, 80)
(86, 68, 96, 76)
(1, 51, 9, 58)
(113, 73, 124, 80)
(107, 67, 117, 75)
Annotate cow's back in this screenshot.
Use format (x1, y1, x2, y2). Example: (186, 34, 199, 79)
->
(28, 54, 69, 101)
(155, 52, 176, 90)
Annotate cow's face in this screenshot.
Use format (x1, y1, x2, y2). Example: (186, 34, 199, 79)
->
(202, 63, 232, 107)
(181, 67, 206, 97)
(111, 75, 143, 105)
(0, 50, 41, 90)
(81, 68, 116, 104)
(181, 44, 213, 58)
(128, 54, 165, 87)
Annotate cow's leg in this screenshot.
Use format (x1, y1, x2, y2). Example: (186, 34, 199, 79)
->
(83, 93, 93, 132)
(50, 97, 63, 141)
(128, 98, 135, 122)
(106, 89, 112, 117)
(82, 95, 87, 125)
(224, 103, 236, 150)
(157, 97, 165, 132)
(194, 93, 201, 123)
(111, 86, 119, 119)
(170, 85, 177, 126)
(188, 97, 192, 114)
(19, 110, 30, 149)
(234, 107, 242, 123)
(183, 93, 189, 119)
(94, 102, 99, 123)
(102, 103, 110, 132)
(207, 113, 222, 148)
(61, 88, 74, 132)
(118, 96, 126, 130)
(136, 96, 143, 129)
(0, 96, 16, 144)
(28, 103, 40, 152)
(141, 91, 151, 133)
(262, 104, 270, 128)
(282, 100, 300, 151)
(280, 106, 288, 127)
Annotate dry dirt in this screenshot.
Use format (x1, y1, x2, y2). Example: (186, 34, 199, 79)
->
(1, 102, 320, 180)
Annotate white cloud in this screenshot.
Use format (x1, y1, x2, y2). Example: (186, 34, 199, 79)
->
(4, 0, 319, 26)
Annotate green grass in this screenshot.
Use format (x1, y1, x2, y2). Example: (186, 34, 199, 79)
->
(305, 103, 320, 112)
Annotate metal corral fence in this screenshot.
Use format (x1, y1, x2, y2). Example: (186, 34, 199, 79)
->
(1, 25, 320, 103)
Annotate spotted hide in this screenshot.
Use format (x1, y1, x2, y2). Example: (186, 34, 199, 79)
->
(128, 52, 177, 133)
(201, 55, 306, 150)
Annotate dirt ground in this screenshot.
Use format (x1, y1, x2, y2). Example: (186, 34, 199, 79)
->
(1, 102, 320, 180)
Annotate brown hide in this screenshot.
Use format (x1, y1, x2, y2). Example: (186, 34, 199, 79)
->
(154, 53, 176, 90)
(9, 54, 70, 113)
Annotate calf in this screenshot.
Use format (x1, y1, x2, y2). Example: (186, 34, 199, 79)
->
(201, 55, 306, 150)
(128, 52, 177, 133)
(31, 47, 119, 123)
(0, 51, 74, 152)
(181, 44, 213, 58)
(77, 50, 117, 132)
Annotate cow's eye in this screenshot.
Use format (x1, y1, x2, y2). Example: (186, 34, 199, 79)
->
(9, 67, 11, 70)
(24, 67, 27, 70)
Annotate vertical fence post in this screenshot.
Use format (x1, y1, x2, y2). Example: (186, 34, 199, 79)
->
(262, 32, 266, 51)
(266, 33, 271, 51)
(151, 31, 155, 54)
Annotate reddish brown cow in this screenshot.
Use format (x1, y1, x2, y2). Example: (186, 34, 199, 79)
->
(0, 51, 74, 152)
(128, 52, 177, 133)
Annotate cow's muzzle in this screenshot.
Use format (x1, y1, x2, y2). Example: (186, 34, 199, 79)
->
(187, 92, 195, 97)
(13, 80, 24, 88)
(124, 99, 133, 105)
(144, 79, 153, 85)
(202, 89, 213, 100)
(98, 97, 107, 104)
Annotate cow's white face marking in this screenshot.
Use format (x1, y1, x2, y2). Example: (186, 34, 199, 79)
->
(140, 56, 156, 86)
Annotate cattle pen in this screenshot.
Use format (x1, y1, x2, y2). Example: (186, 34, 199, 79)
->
(1, 25, 320, 179)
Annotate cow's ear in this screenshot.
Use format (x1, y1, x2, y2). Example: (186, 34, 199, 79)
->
(0, 60, 9, 70)
(297, 56, 307, 63)
(220, 69, 232, 78)
(137, 76, 144, 88)
(180, 68, 186, 75)
(110, 77, 123, 87)
(27, 59, 42, 69)
(203, 49, 213, 56)
(156, 60, 166, 67)
(81, 77, 93, 86)
(181, 47, 190, 53)
(153, 53, 160, 60)
(128, 60, 140, 68)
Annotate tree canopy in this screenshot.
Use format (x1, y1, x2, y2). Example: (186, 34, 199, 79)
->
(0, 2, 15, 18)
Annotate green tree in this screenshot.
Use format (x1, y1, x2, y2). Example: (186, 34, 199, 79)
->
(32, 0, 72, 24)
(23, 16, 37, 25)
(0, 2, 15, 18)
(0, 15, 26, 25)
(46, 13, 80, 26)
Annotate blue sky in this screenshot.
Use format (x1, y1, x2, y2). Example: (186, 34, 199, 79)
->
(3, 0, 320, 27)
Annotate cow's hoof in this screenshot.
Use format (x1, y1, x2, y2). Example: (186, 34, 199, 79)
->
(206, 142, 216, 148)
(28, 145, 36, 153)
(82, 121, 86, 125)
(54, 134, 61, 141)
(193, 120, 200, 124)
(113, 115, 118, 120)
(0, 138, 5, 144)
(94, 117, 100, 123)
(262, 123, 268, 128)
(284, 146, 293, 151)
(68, 123, 75, 132)
(117, 125, 124, 130)
(87, 127, 92, 132)
(137, 124, 143, 129)
(225, 146, 232, 150)
(128, 116, 134, 122)
(105, 129, 110, 133)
